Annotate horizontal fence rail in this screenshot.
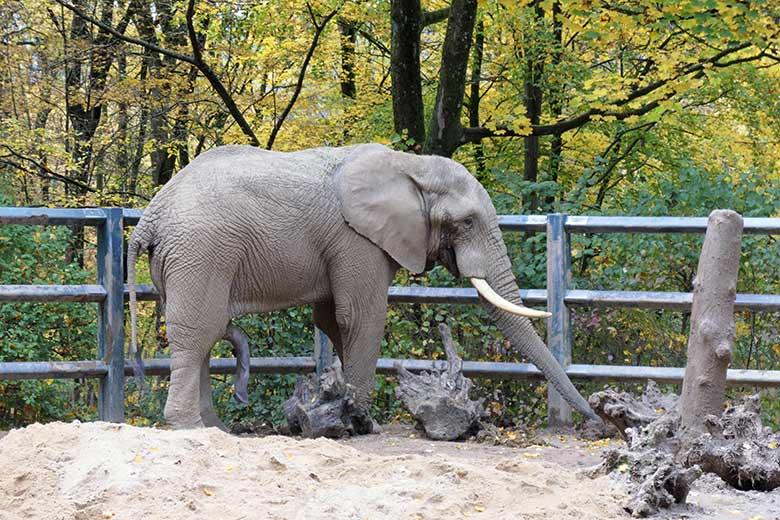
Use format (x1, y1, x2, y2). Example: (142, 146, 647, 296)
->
(1, 207, 779, 427)
(3, 357, 780, 388)
(4, 284, 780, 312)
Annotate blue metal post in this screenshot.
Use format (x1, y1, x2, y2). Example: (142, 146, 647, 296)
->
(546, 213, 573, 428)
(314, 327, 333, 374)
(97, 208, 125, 422)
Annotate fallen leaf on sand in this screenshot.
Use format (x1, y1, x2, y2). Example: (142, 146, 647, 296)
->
(522, 453, 540, 458)
(202, 487, 213, 496)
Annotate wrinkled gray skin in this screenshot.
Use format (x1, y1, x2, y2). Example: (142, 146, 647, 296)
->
(127, 143, 598, 430)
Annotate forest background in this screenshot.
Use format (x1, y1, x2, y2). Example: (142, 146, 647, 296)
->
(1, 0, 780, 429)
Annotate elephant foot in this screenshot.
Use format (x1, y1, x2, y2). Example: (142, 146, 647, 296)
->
(165, 405, 207, 430)
(169, 417, 207, 430)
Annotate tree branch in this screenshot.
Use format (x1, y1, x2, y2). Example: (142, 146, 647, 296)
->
(266, 6, 338, 149)
(56, 0, 260, 146)
(462, 41, 760, 142)
(422, 7, 450, 27)
(185, 0, 259, 145)
(54, 0, 195, 64)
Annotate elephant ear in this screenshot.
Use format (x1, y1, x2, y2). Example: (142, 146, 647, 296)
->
(335, 144, 429, 274)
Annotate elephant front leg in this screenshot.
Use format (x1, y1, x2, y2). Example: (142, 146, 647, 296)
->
(334, 296, 388, 411)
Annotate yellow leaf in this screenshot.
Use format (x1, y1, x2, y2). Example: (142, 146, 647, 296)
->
(202, 487, 213, 496)
(617, 463, 629, 472)
(522, 452, 540, 458)
(132, 456, 142, 464)
(770, 442, 777, 449)
(474, 505, 485, 512)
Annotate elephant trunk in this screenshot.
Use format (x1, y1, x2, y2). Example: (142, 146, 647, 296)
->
(482, 239, 598, 422)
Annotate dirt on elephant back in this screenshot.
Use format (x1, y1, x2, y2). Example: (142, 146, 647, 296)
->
(0, 422, 775, 520)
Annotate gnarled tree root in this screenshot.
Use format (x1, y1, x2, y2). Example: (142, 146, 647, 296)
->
(590, 383, 780, 516)
(394, 324, 486, 441)
(680, 395, 780, 491)
(283, 361, 372, 438)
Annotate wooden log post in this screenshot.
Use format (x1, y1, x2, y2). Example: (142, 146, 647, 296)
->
(680, 209, 743, 434)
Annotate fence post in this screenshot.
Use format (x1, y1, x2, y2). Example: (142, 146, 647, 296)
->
(314, 327, 333, 375)
(97, 208, 125, 422)
(546, 213, 573, 428)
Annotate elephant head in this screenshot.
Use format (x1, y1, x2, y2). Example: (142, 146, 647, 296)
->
(336, 144, 597, 421)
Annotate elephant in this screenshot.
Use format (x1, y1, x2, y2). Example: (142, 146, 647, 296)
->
(126, 143, 598, 430)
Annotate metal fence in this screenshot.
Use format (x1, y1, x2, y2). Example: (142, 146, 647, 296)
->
(2, 207, 780, 427)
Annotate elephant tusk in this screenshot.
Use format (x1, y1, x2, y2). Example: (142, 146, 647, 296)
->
(470, 278, 552, 319)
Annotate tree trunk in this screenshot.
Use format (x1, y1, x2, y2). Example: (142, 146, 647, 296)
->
(680, 209, 743, 434)
(523, 0, 545, 212)
(424, 0, 477, 157)
(390, 0, 425, 146)
(546, 1, 563, 208)
(338, 18, 357, 100)
(467, 19, 486, 180)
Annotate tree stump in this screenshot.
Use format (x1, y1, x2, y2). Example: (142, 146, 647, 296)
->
(591, 385, 780, 516)
(283, 361, 373, 438)
(394, 324, 486, 441)
(680, 209, 743, 435)
(587, 382, 700, 517)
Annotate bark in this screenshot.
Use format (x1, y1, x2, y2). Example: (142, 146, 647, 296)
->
(390, 0, 425, 145)
(424, 0, 477, 157)
(394, 324, 486, 441)
(680, 210, 743, 435)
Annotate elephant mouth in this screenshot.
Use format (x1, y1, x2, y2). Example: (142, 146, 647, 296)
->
(439, 245, 460, 278)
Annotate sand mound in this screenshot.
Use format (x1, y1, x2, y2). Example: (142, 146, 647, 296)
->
(0, 421, 625, 520)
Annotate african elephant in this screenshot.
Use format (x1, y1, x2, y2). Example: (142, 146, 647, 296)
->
(127, 143, 598, 430)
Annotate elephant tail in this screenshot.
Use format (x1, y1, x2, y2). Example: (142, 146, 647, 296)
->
(126, 223, 151, 388)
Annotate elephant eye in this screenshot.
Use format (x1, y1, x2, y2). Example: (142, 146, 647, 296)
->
(463, 217, 474, 229)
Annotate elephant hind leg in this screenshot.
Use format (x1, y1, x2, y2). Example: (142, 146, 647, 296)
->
(164, 321, 225, 430)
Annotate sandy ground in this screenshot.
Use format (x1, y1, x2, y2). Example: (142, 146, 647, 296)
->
(0, 422, 778, 520)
